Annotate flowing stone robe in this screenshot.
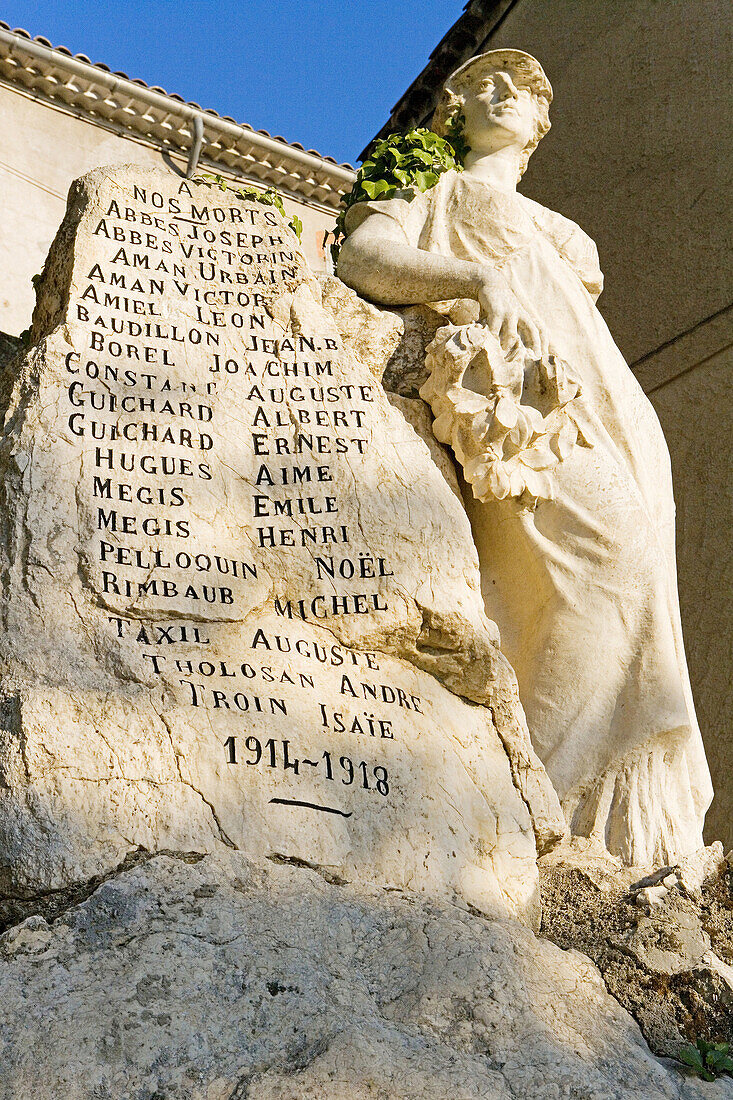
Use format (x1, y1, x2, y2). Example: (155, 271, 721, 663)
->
(345, 170, 712, 864)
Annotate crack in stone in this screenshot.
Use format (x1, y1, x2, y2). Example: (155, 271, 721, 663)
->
(267, 852, 348, 887)
(155, 710, 238, 850)
(0, 847, 205, 934)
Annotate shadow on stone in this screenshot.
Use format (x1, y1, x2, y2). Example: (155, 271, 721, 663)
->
(0, 846, 725, 1099)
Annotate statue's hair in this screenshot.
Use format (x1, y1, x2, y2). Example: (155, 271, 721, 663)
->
(433, 50, 552, 180)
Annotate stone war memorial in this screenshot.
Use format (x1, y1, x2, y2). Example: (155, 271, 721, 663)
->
(0, 46, 731, 1100)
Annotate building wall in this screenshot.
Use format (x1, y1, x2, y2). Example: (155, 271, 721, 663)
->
(0, 83, 337, 337)
(490, 0, 731, 366)
(472, 0, 733, 846)
(648, 343, 731, 847)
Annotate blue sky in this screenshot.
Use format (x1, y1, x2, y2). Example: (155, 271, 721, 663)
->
(2, 1, 464, 164)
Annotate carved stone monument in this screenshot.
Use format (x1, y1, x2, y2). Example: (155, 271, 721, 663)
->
(0, 51, 728, 1100)
(0, 164, 568, 920)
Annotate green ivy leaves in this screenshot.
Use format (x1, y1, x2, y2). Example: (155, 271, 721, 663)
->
(678, 1040, 733, 1082)
(195, 174, 303, 240)
(330, 126, 468, 263)
(444, 111, 471, 164)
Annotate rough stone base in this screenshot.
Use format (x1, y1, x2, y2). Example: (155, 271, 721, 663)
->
(1, 849, 728, 1099)
(540, 844, 733, 1061)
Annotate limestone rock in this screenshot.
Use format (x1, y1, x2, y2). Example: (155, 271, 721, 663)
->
(539, 847, 733, 1058)
(677, 842, 727, 898)
(319, 275, 449, 399)
(383, 304, 449, 397)
(320, 277, 450, 400)
(0, 849, 725, 1100)
(0, 330, 21, 372)
(321, 293, 567, 858)
(318, 273, 403, 379)
(0, 166, 564, 914)
(0, 330, 21, 409)
(386, 393, 465, 506)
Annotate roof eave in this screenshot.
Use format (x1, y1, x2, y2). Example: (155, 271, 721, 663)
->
(0, 24, 356, 209)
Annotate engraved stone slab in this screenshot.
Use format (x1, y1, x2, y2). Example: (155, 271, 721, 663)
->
(0, 167, 561, 920)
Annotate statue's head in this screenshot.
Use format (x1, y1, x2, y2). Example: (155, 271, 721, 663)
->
(433, 49, 552, 180)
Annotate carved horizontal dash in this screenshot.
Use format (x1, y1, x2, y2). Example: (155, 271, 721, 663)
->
(269, 797, 352, 818)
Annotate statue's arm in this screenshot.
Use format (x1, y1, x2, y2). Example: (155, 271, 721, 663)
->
(337, 213, 485, 306)
(338, 213, 543, 357)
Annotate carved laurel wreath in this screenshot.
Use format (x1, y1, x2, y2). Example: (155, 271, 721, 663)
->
(420, 323, 592, 506)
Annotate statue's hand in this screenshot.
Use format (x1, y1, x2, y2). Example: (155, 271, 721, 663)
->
(475, 268, 545, 360)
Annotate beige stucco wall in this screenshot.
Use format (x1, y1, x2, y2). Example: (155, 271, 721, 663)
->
(493, 0, 731, 366)
(640, 333, 732, 850)
(483, 0, 732, 845)
(0, 83, 337, 337)
(652, 343, 732, 846)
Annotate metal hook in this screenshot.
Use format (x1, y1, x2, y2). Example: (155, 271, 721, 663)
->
(186, 115, 205, 179)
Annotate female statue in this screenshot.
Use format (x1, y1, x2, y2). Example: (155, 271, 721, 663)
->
(337, 50, 712, 865)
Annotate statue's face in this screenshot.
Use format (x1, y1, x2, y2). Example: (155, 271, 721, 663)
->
(461, 68, 538, 153)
